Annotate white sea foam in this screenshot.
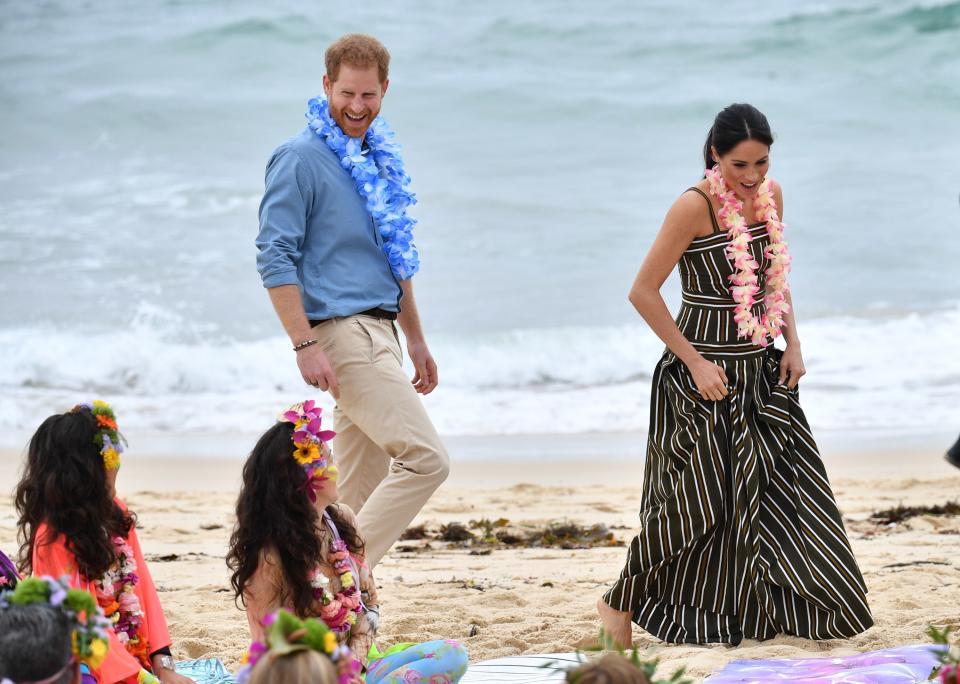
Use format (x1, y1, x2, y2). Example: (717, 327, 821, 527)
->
(1, 307, 957, 446)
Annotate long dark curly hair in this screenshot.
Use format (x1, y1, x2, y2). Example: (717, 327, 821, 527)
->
(227, 422, 364, 617)
(15, 408, 135, 579)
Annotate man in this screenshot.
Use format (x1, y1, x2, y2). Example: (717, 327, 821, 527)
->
(256, 34, 448, 567)
(0, 603, 81, 684)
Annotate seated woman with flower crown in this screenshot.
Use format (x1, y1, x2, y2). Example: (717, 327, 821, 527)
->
(14, 402, 193, 684)
(227, 401, 469, 684)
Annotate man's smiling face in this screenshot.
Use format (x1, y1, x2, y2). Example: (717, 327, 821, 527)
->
(322, 63, 388, 139)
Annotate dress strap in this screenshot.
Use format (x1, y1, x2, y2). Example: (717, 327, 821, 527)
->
(686, 187, 723, 235)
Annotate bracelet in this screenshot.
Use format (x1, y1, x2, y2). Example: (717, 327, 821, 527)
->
(293, 339, 319, 352)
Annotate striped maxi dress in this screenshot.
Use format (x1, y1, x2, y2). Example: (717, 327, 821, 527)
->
(603, 188, 873, 645)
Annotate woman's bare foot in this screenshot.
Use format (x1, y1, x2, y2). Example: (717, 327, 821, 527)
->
(596, 597, 633, 649)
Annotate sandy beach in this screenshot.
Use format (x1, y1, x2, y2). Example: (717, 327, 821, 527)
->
(1, 438, 958, 680)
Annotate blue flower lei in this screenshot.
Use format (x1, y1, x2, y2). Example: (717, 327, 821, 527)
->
(305, 97, 420, 280)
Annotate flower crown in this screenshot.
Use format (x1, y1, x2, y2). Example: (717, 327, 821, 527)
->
(236, 609, 360, 684)
(280, 400, 337, 502)
(71, 400, 126, 471)
(0, 576, 111, 671)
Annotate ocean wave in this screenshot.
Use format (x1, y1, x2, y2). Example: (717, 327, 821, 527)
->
(900, 0, 960, 32)
(776, 0, 960, 34)
(169, 14, 317, 47)
(1, 307, 958, 439)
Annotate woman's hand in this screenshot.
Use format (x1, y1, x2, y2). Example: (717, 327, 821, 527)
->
(150, 657, 195, 684)
(689, 357, 729, 401)
(778, 344, 806, 389)
(155, 669, 194, 684)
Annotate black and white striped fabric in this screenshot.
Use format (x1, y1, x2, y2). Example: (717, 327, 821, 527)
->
(603, 190, 873, 644)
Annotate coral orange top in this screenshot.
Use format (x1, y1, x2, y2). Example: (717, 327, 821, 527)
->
(31, 499, 171, 684)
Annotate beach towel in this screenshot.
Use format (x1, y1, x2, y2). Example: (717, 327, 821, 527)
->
(460, 653, 586, 682)
(175, 659, 236, 684)
(705, 644, 941, 683)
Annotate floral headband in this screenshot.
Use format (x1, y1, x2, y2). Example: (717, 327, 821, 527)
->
(236, 609, 360, 684)
(280, 400, 337, 502)
(71, 400, 126, 471)
(0, 576, 110, 673)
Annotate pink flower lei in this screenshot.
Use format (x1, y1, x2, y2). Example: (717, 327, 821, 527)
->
(95, 536, 152, 670)
(309, 537, 364, 634)
(706, 166, 792, 347)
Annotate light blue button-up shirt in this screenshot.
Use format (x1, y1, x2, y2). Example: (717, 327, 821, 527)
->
(256, 127, 402, 320)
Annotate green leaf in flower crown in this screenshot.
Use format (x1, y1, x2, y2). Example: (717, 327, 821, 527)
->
(9, 577, 49, 605)
(264, 610, 308, 656)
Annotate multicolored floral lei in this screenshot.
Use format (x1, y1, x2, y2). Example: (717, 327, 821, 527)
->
(280, 400, 338, 503)
(96, 536, 152, 672)
(309, 534, 364, 635)
(71, 400, 126, 471)
(236, 609, 361, 684)
(305, 96, 420, 280)
(706, 166, 792, 347)
(0, 575, 111, 671)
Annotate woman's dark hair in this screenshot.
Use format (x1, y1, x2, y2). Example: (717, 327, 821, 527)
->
(15, 409, 134, 578)
(227, 422, 364, 617)
(703, 103, 774, 170)
(0, 603, 73, 683)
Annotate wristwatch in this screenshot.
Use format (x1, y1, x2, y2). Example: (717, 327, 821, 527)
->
(157, 655, 175, 671)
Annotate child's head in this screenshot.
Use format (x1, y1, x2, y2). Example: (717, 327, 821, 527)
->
(14, 402, 133, 578)
(246, 649, 337, 684)
(567, 653, 652, 684)
(227, 402, 359, 617)
(237, 610, 357, 684)
(0, 602, 78, 684)
(1, 577, 109, 684)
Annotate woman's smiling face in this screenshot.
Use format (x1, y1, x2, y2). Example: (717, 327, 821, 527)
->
(713, 139, 770, 200)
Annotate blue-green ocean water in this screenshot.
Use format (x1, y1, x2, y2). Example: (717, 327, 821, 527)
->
(1, 0, 958, 440)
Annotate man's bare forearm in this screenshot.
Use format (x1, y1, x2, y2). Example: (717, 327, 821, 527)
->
(267, 285, 314, 345)
(396, 279, 425, 345)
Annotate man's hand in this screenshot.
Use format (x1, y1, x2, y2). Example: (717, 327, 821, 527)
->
(407, 340, 438, 395)
(297, 344, 340, 399)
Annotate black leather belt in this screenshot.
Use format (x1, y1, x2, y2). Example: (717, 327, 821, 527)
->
(309, 307, 397, 327)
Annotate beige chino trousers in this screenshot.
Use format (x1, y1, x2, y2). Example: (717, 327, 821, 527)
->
(311, 314, 449, 567)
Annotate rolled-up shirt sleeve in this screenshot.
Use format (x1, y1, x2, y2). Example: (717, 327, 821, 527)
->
(256, 145, 312, 288)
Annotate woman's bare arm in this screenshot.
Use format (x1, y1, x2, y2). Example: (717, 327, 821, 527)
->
(630, 191, 730, 401)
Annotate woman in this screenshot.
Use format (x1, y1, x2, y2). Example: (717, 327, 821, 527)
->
(227, 400, 468, 684)
(597, 104, 873, 646)
(15, 401, 193, 684)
